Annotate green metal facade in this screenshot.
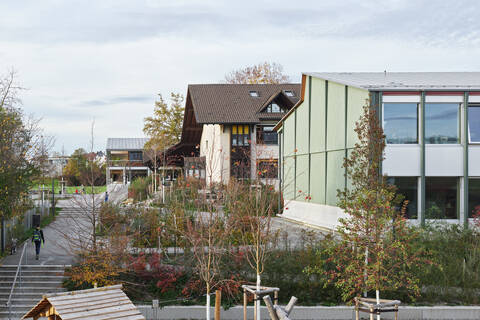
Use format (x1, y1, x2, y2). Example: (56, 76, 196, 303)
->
(281, 76, 369, 206)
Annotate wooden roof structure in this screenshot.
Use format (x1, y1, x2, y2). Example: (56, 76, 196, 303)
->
(22, 284, 145, 320)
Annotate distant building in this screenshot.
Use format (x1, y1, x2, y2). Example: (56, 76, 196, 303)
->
(106, 138, 150, 184)
(46, 155, 70, 177)
(275, 72, 480, 229)
(172, 83, 301, 185)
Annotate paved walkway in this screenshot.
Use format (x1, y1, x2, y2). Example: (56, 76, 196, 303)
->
(0, 199, 83, 267)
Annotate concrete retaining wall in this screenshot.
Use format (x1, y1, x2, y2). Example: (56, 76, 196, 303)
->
(137, 305, 480, 320)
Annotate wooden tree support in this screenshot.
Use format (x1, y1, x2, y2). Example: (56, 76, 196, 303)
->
(354, 297, 401, 320)
(263, 295, 297, 320)
(242, 285, 280, 320)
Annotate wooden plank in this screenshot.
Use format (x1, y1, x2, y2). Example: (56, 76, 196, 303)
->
(83, 309, 144, 320)
(48, 290, 123, 303)
(58, 300, 133, 316)
(61, 303, 139, 320)
(47, 292, 127, 306)
(51, 293, 127, 307)
(55, 297, 131, 314)
(47, 285, 122, 298)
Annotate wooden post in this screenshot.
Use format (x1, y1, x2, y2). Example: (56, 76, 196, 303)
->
(355, 299, 359, 320)
(284, 296, 297, 315)
(369, 307, 374, 320)
(274, 291, 278, 306)
(215, 290, 221, 320)
(394, 305, 398, 320)
(263, 295, 279, 320)
(243, 289, 247, 320)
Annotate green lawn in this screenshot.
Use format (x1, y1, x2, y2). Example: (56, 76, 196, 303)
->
(32, 179, 106, 194)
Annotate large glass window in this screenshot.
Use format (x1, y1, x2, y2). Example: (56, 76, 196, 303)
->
(232, 125, 250, 147)
(129, 151, 143, 161)
(469, 179, 480, 218)
(425, 177, 458, 219)
(387, 177, 418, 219)
(256, 126, 278, 145)
(469, 105, 480, 143)
(383, 103, 418, 144)
(425, 103, 459, 144)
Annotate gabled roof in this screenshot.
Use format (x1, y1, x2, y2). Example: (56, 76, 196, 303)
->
(305, 72, 480, 91)
(22, 284, 144, 320)
(106, 138, 149, 151)
(188, 84, 301, 124)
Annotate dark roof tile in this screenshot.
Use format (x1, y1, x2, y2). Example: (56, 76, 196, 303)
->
(188, 84, 301, 124)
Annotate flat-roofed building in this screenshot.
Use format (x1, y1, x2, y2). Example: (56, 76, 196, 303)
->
(106, 137, 150, 184)
(275, 72, 480, 229)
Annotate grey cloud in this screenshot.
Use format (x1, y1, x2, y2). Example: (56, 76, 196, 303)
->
(3, 0, 480, 47)
(79, 95, 153, 107)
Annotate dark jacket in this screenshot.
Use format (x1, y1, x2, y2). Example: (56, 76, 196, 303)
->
(32, 229, 45, 243)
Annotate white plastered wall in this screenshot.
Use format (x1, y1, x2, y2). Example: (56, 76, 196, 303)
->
(200, 124, 230, 185)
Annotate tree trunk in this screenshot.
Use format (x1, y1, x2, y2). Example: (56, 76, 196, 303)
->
(376, 289, 380, 320)
(206, 293, 211, 320)
(256, 273, 261, 320)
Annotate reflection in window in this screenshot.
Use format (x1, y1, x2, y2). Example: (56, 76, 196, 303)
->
(264, 102, 285, 113)
(469, 105, 480, 143)
(469, 179, 480, 218)
(256, 126, 278, 145)
(383, 103, 418, 144)
(129, 151, 143, 161)
(232, 124, 250, 147)
(257, 160, 278, 179)
(387, 177, 418, 219)
(425, 103, 459, 144)
(425, 177, 458, 219)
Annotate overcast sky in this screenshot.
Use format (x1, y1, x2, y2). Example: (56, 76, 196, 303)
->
(1, 0, 480, 154)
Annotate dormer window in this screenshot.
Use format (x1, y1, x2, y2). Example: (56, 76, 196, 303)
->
(265, 102, 285, 113)
(284, 90, 295, 97)
(249, 91, 259, 97)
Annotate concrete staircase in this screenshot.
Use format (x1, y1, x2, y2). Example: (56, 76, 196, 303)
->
(0, 265, 69, 319)
(57, 206, 84, 217)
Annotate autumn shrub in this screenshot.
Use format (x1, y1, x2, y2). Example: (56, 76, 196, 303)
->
(129, 176, 151, 201)
(65, 250, 123, 290)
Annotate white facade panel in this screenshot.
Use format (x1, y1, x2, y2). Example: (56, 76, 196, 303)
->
(425, 95, 464, 103)
(383, 145, 421, 176)
(383, 95, 420, 103)
(425, 145, 463, 176)
(469, 145, 480, 176)
(468, 95, 480, 103)
(279, 200, 346, 231)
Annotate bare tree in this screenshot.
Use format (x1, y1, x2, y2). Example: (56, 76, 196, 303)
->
(225, 62, 290, 84)
(56, 120, 104, 255)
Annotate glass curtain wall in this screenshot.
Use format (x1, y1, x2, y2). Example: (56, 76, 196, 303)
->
(469, 105, 480, 143)
(425, 103, 460, 144)
(469, 178, 480, 218)
(425, 177, 458, 219)
(383, 103, 418, 144)
(387, 177, 418, 219)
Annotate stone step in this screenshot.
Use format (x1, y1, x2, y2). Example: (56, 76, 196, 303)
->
(0, 292, 46, 300)
(0, 283, 64, 294)
(0, 270, 66, 277)
(0, 281, 63, 290)
(0, 265, 69, 270)
(0, 276, 65, 282)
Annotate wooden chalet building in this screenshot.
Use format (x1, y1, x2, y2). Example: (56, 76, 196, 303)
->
(171, 83, 301, 186)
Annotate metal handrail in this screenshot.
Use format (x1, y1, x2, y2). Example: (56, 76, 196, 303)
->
(6, 242, 27, 319)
